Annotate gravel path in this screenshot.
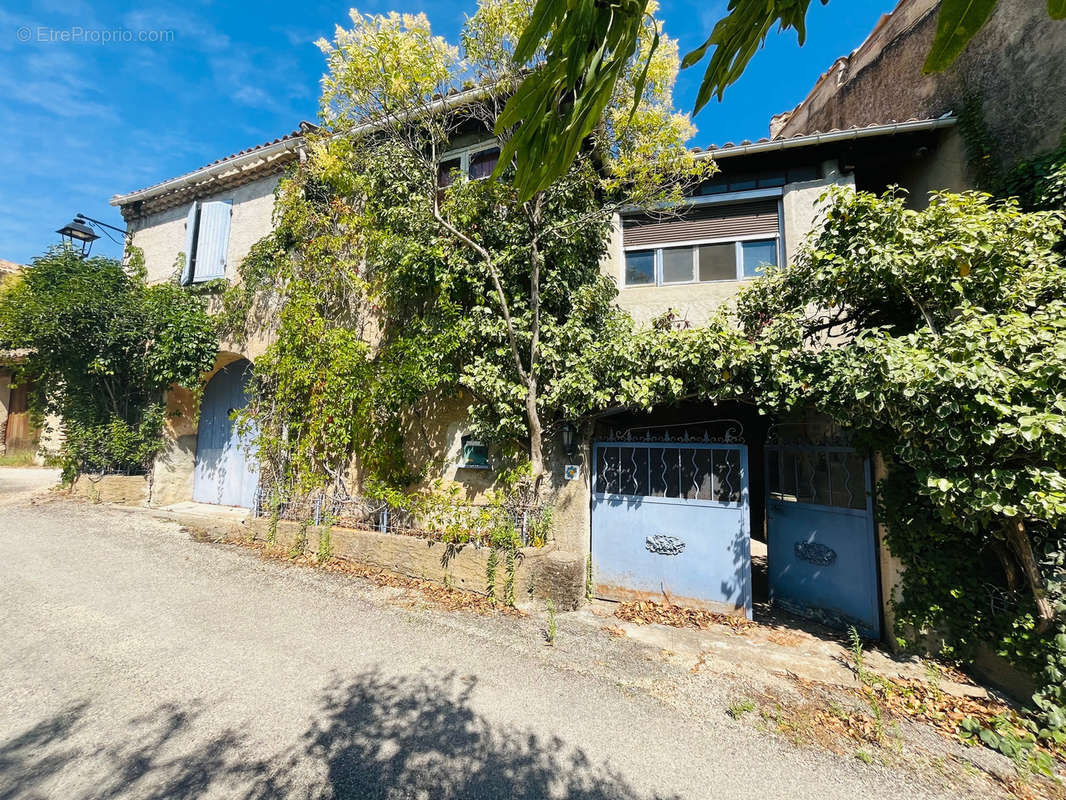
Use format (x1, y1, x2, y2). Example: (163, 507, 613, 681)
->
(0, 490, 963, 799)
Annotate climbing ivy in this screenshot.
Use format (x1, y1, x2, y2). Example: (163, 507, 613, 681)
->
(223, 0, 706, 502)
(728, 186, 1066, 733)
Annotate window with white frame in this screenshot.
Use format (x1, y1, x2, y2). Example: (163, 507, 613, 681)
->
(438, 142, 501, 187)
(621, 198, 782, 287)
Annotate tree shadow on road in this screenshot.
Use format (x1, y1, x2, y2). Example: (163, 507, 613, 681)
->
(0, 671, 679, 800)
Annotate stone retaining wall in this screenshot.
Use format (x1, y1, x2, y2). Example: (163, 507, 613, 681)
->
(69, 474, 149, 506)
(248, 517, 586, 610)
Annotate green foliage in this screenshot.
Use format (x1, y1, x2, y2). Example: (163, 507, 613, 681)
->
(958, 714, 1058, 775)
(486, 547, 499, 599)
(0, 246, 217, 480)
(727, 698, 756, 719)
(545, 599, 557, 644)
(229, 0, 702, 498)
(505, 546, 517, 607)
(318, 512, 335, 562)
(725, 185, 1066, 735)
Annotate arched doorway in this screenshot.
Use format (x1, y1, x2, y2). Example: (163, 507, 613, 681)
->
(193, 358, 259, 508)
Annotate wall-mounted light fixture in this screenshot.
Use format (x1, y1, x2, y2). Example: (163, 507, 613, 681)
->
(561, 421, 578, 456)
(56, 213, 127, 257)
(56, 218, 99, 256)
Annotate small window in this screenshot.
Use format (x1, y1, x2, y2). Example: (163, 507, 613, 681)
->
(468, 147, 499, 180)
(729, 174, 758, 191)
(697, 179, 729, 195)
(182, 199, 232, 285)
(624, 250, 655, 286)
(459, 435, 490, 469)
(741, 239, 778, 278)
(757, 174, 787, 188)
(698, 243, 736, 281)
(438, 157, 462, 188)
(786, 165, 819, 183)
(661, 246, 694, 284)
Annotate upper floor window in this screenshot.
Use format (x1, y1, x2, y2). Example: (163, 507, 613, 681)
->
(621, 199, 781, 287)
(438, 142, 500, 187)
(181, 199, 232, 285)
(697, 165, 818, 195)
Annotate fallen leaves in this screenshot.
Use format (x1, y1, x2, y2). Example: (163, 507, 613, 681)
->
(240, 538, 523, 616)
(861, 674, 1008, 741)
(614, 599, 754, 632)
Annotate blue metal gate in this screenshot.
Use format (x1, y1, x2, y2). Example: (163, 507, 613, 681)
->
(592, 441, 751, 617)
(193, 359, 259, 508)
(766, 444, 880, 637)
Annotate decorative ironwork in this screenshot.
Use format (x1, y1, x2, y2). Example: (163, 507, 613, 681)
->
(595, 443, 742, 503)
(252, 480, 547, 547)
(646, 535, 686, 556)
(606, 418, 745, 444)
(794, 541, 837, 566)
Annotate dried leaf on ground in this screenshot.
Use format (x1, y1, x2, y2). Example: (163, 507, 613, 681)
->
(614, 599, 754, 632)
(239, 539, 523, 616)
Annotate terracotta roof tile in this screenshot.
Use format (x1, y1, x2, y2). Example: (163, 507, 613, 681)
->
(120, 122, 315, 200)
(692, 114, 951, 156)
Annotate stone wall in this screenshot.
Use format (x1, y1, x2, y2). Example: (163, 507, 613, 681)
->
(775, 0, 1066, 168)
(250, 517, 586, 609)
(70, 474, 149, 505)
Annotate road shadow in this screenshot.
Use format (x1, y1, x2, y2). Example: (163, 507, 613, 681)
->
(1, 671, 679, 800)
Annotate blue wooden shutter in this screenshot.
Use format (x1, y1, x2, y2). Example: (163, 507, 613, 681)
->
(192, 200, 232, 281)
(181, 201, 198, 285)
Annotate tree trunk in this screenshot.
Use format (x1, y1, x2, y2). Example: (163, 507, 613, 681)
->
(1004, 517, 1055, 631)
(525, 196, 546, 491)
(525, 377, 545, 486)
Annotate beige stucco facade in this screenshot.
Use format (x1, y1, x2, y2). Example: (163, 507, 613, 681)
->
(605, 161, 853, 326)
(128, 173, 282, 287)
(124, 170, 284, 507)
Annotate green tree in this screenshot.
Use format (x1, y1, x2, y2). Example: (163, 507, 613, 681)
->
(501, 0, 1066, 200)
(0, 246, 217, 480)
(231, 0, 708, 493)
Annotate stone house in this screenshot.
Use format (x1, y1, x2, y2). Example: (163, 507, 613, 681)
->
(107, 0, 1065, 635)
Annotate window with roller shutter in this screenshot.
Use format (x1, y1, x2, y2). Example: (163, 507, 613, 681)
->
(181, 199, 233, 285)
(621, 199, 782, 287)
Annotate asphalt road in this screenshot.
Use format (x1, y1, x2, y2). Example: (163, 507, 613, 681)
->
(0, 472, 949, 799)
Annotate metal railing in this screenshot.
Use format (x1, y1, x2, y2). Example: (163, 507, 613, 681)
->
(253, 484, 549, 548)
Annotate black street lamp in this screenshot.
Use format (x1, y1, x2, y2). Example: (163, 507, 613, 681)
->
(56, 213, 127, 257)
(56, 218, 99, 256)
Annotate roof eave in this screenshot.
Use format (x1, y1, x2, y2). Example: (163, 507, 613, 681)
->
(695, 115, 956, 161)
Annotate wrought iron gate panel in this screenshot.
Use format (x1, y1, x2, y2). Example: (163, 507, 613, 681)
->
(766, 444, 880, 637)
(592, 442, 752, 617)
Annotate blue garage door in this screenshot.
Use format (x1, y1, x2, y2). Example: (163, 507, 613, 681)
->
(193, 359, 259, 508)
(592, 442, 752, 617)
(766, 445, 880, 637)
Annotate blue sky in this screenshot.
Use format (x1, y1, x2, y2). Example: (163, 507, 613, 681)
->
(0, 0, 896, 264)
